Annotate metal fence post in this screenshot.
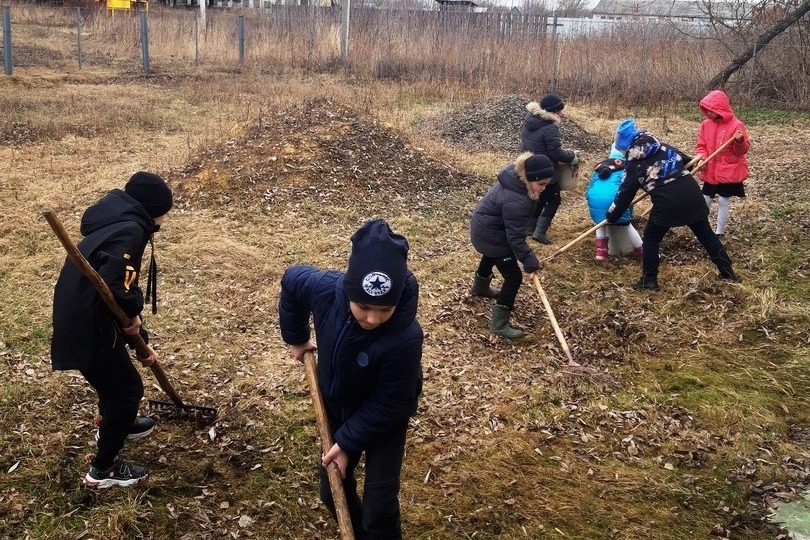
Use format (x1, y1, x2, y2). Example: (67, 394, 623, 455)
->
(237, 13, 244, 66)
(76, 7, 83, 69)
(140, 11, 150, 74)
(550, 13, 559, 92)
(195, 17, 200, 66)
(2, 6, 12, 76)
(340, 0, 351, 62)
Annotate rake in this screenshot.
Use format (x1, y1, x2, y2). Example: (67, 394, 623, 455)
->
(303, 351, 355, 540)
(43, 209, 217, 423)
(543, 137, 735, 262)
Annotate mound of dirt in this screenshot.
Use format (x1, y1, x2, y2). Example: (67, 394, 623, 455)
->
(172, 98, 479, 214)
(416, 94, 610, 156)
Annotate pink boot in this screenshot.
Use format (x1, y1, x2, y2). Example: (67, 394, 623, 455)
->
(633, 245, 644, 258)
(595, 238, 608, 260)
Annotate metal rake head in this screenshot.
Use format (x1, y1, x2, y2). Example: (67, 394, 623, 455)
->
(148, 399, 218, 424)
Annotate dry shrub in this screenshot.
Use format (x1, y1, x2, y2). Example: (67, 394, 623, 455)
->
(4, 4, 808, 107)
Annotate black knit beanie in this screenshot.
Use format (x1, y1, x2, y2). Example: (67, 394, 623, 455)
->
(125, 172, 173, 219)
(540, 94, 565, 113)
(525, 154, 556, 182)
(344, 219, 409, 306)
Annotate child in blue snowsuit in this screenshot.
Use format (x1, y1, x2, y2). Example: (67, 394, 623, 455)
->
(585, 144, 643, 260)
(279, 219, 423, 540)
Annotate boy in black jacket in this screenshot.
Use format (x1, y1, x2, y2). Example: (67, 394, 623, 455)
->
(279, 219, 423, 540)
(606, 119, 740, 290)
(51, 172, 172, 488)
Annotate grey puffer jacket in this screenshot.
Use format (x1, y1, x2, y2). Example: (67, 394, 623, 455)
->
(470, 154, 540, 273)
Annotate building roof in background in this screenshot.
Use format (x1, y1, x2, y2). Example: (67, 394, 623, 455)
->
(592, 0, 748, 20)
(434, 0, 478, 6)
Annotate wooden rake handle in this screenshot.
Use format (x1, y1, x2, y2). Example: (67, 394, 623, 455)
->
(691, 135, 736, 175)
(544, 191, 649, 262)
(532, 275, 578, 367)
(303, 351, 355, 540)
(546, 137, 735, 262)
(42, 209, 184, 408)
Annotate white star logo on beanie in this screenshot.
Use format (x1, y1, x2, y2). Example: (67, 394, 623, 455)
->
(361, 272, 392, 297)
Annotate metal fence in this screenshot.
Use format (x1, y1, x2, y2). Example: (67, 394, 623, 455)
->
(1, 4, 807, 107)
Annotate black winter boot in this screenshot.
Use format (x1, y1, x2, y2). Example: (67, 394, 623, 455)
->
(490, 305, 524, 339)
(471, 273, 500, 299)
(525, 217, 538, 236)
(717, 267, 741, 283)
(531, 217, 553, 245)
(632, 274, 659, 291)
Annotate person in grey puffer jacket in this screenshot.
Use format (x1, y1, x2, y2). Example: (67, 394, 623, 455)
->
(470, 153, 556, 339)
(520, 94, 579, 244)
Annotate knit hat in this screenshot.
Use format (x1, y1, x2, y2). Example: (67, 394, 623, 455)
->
(125, 172, 173, 219)
(344, 219, 409, 306)
(540, 94, 565, 113)
(524, 154, 556, 182)
(614, 119, 640, 151)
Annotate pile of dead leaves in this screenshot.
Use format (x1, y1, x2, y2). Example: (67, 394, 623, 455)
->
(415, 94, 611, 156)
(171, 98, 479, 217)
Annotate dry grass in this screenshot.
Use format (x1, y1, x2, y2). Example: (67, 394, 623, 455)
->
(1, 12, 809, 540)
(2, 4, 809, 108)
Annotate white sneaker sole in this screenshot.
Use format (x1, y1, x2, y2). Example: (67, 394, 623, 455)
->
(94, 425, 155, 442)
(83, 473, 148, 489)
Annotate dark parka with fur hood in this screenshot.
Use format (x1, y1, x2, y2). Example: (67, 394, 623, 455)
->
(51, 189, 153, 371)
(279, 266, 423, 455)
(520, 101, 577, 167)
(470, 153, 541, 273)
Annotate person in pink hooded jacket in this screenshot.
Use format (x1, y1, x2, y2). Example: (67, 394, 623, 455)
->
(695, 90, 750, 236)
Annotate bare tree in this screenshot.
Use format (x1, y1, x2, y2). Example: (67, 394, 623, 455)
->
(707, 0, 810, 88)
(557, 0, 588, 17)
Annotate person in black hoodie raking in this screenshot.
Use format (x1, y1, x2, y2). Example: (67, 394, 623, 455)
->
(279, 219, 423, 540)
(606, 119, 740, 291)
(51, 172, 172, 488)
(470, 153, 555, 339)
(520, 94, 579, 244)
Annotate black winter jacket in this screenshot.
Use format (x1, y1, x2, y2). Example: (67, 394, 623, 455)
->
(606, 133, 708, 228)
(279, 266, 423, 455)
(470, 164, 540, 273)
(51, 190, 154, 370)
(520, 102, 576, 166)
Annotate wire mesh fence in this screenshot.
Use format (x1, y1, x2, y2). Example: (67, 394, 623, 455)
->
(1, 3, 807, 108)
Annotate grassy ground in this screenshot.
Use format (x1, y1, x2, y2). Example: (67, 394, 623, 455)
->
(1, 30, 809, 540)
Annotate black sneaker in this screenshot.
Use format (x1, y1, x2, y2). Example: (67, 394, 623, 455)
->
(83, 457, 148, 489)
(94, 416, 155, 441)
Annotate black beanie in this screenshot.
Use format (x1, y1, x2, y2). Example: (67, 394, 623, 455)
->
(125, 172, 173, 219)
(525, 154, 555, 182)
(540, 94, 565, 113)
(344, 219, 409, 306)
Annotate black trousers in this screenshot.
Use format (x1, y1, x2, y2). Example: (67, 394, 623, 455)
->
(319, 420, 409, 540)
(642, 217, 733, 278)
(529, 182, 562, 220)
(80, 344, 143, 471)
(476, 254, 522, 309)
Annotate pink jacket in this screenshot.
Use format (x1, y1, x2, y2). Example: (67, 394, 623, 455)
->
(695, 90, 750, 184)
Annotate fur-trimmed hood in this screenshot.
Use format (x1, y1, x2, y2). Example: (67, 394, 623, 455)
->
(513, 151, 540, 200)
(526, 101, 561, 125)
